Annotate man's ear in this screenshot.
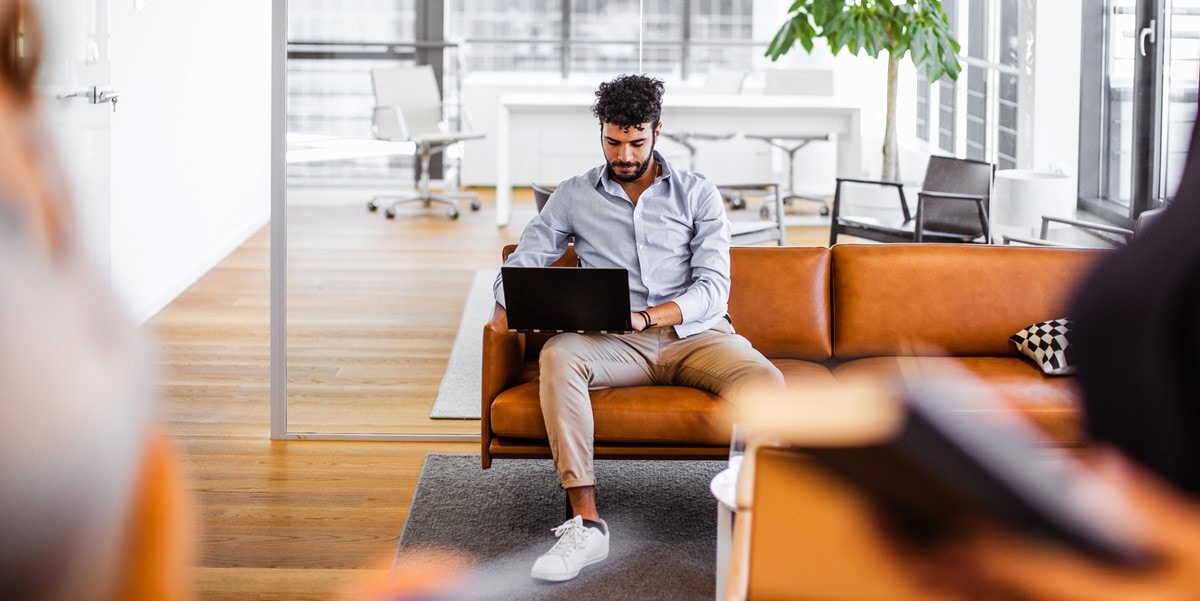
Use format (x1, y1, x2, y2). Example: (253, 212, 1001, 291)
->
(654, 122, 663, 137)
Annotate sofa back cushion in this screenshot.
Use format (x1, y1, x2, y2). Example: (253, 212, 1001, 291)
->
(831, 244, 1105, 358)
(729, 246, 833, 361)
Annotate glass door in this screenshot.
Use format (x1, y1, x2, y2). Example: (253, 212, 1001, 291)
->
(272, 0, 480, 440)
(1080, 0, 1198, 225)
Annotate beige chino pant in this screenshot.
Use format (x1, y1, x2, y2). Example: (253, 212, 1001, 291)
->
(538, 320, 783, 489)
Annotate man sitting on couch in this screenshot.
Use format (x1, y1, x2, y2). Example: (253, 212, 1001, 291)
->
(492, 73, 783, 582)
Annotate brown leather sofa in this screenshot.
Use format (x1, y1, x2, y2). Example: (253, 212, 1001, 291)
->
(481, 243, 1105, 468)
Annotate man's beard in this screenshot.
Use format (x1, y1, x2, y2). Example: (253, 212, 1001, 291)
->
(608, 142, 656, 183)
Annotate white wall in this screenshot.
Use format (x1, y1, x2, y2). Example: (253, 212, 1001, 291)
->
(1030, 0, 1083, 179)
(110, 0, 272, 323)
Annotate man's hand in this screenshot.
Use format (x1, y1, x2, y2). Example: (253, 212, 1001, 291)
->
(628, 303, 683, 333)
(630, 311, 649, 332)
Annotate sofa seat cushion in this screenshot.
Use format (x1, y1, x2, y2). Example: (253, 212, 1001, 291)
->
(831, 356, 1084, 445)
(491, 381, 736, 445)
(489, 358, 834, 445)
(773, 359, 840, 388)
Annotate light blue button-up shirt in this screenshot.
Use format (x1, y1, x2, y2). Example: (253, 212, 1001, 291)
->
(494, 151, 732, 338)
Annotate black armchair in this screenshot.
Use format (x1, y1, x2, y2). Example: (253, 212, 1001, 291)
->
(828, 155, 994, 246)
(1002, 206, 1166, 248)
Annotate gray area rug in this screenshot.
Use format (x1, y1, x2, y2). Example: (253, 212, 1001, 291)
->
(397, 454, 724, 601)
(431, 270, 497, 419)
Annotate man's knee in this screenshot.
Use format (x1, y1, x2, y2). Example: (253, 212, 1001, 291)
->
(736, 359, 785, 389)
(540, 334, 587, 365)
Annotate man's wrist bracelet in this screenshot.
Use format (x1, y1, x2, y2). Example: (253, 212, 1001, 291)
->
(638, 310, 656, 329)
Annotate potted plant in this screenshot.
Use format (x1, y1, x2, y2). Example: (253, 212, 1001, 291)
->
(766, 0, 961, 182)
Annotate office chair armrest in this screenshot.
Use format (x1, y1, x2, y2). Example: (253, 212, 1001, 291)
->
(1002, 234, 1072, 247)
(1039, 215, 1134, 238)
(835, 177, 905, 189)
(372, 105, 408, 141)
(915, 190, 987, 202)
(834, 178, 910, 222)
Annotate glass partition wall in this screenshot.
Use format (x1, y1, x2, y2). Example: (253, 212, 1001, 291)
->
(271, 0, 761, 439)
(275, 0, 488, 439)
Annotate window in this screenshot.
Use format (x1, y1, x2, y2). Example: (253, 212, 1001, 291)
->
(287, 1, 761, 181)
(1079, 0, 1199, 224)
(447, 0, 755, 78)
(914, 0, 1019, 170)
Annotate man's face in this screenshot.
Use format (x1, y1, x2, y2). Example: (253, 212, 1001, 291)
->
(602, 121, 661, 183)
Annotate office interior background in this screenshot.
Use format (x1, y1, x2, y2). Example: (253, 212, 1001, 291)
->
(88, 0, 1195, 325)
(39, 0, 1198, 597)
(48, 0, 1194, 443)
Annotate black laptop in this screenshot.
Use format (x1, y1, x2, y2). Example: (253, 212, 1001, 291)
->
(501, 266, 633, 333)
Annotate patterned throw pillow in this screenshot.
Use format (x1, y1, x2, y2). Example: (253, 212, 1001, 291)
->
(1010, 318, 1075, 376)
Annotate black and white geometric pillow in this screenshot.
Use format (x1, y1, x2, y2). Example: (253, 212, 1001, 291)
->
(1010, 318, 1075, 376)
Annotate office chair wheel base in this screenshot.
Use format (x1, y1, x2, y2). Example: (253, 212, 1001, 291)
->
(447, 207, 460, 219)
(385, 208, 397, 219)
(470, 199, 481, 211)
(367, 199, 379, 212)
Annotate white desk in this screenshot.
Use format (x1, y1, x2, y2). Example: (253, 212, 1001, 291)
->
(494, 93, 863, 226)
(286, 133, 414, 164)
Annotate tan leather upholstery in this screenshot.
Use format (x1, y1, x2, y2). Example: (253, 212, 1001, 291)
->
(729, 247, 832, 360)
(482, 243, 1105, 468)
(492, 382, 735, 444)
(834, 356, 1084, 445)
(738, 446, 957, 601)
(113, 431, 193, 601)
(832, 244, 1101, 358)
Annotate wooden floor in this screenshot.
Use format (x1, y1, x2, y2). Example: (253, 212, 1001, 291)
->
(149, 186, 830, 600)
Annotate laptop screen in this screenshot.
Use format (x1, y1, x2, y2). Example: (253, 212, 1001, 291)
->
(501, 267, 632, 333)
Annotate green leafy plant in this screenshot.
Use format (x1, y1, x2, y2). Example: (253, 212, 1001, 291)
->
(766, 0, 961, 182)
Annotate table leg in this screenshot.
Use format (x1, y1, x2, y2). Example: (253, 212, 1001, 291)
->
(495, 103, 511, 227)
(716, 502, 732, 601)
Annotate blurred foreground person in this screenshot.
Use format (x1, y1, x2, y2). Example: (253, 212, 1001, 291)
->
(0, 2, 192, 600)
(889, 98, 1200, 599)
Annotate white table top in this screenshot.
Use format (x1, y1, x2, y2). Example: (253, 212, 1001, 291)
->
(286, 133, 415, 164)
(710, 466, 739, 511)
(498, 91, 861, 112)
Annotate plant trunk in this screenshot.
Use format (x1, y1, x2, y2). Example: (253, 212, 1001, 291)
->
(882, 53, 900, 182)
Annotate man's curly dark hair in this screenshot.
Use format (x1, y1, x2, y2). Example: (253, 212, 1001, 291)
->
(591, 74, 665, 131)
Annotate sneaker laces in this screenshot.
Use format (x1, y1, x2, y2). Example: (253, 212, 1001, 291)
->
(545, 516, 590, 558)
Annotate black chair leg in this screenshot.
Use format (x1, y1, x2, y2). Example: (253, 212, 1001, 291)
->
(565, 491, 574, 521)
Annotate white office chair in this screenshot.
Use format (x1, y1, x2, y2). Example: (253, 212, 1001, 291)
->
(747, 68, 836, 217)
(367, 65, 485, 220)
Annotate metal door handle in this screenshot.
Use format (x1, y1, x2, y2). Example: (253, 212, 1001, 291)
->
(1140, 19, 1157, 57)
(56, 86, 119, 112)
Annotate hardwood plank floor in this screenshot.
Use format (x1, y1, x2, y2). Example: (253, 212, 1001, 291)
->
(150, 186, 830, 600)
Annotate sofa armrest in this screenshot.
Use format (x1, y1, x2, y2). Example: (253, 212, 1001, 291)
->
(732, 442, 939, 600)
(481, 303, 524, 467)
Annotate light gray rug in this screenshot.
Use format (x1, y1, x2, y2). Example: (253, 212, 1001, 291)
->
(397, 454, 724, 601)
(431, 270, 498, 419)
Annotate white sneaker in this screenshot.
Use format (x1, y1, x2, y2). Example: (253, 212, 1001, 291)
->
(530, 515, 609, 582)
